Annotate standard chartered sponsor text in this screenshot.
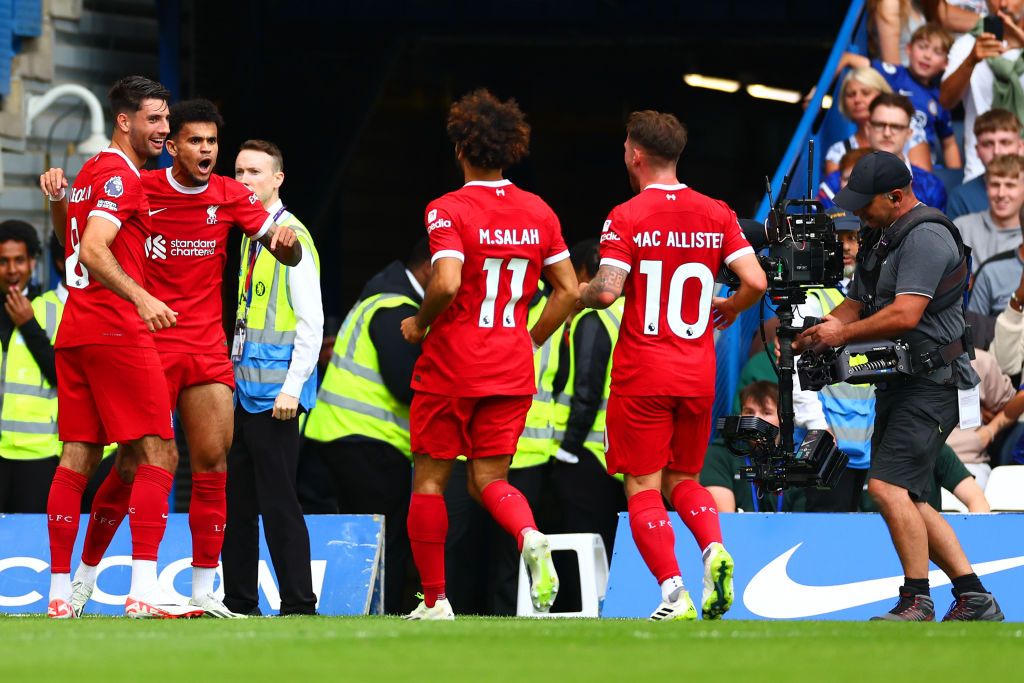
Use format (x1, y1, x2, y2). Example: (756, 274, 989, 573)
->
(171, 238, 217, 257)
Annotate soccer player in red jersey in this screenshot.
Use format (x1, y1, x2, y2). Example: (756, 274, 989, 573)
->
(580, 111, 767, 621)
(37, 76, 205, 619)
(41, 99, 300, 618)
(399, 89, 579, 620)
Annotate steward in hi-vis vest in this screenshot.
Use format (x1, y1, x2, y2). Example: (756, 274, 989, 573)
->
(303, 239, 430, 615)
(548, 243, 628, 562)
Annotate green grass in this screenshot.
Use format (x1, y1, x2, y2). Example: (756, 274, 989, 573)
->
(2, 616, 1021, 682)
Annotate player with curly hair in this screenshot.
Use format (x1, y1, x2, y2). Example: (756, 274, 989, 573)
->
(399, 89, 579, 620)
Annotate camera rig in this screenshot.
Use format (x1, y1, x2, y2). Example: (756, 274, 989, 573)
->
(717, 143, 848, 496)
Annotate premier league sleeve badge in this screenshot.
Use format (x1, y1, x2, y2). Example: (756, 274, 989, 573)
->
(104, 176, 124, 198)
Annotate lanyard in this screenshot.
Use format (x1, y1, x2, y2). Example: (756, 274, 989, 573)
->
(238, 203, 287, 317)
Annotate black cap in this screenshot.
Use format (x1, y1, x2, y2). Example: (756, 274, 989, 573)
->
(833, 151, 913, 212)
(827, 210, 863, 232)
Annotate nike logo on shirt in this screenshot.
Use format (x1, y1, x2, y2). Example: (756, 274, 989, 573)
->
(743, 543, 1024, 618)
(149, 208, 167, 216)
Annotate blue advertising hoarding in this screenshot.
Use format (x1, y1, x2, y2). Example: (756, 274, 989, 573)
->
(603, 512, 1024, 620)
(0, 514, 383, 616)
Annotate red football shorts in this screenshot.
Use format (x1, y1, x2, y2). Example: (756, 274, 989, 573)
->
(605, 393, 714, 476)
(410, 392, 533, 459)
(56, 345, 174, 445)
(160, 350, 236, 408)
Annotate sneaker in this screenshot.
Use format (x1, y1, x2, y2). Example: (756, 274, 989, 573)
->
(650, 591, 698, 621)
(941, 592, 1005, 622)
(402, 598, 455, 621)
(522, 530, 559, 612)
(702, 542, 734, 620)
(47, 598, 77, 619)
(189, 593, 248, 618)
(69, 579, 93, 618)
(125, 591, 205, 619)
(870, 591, 935, 621)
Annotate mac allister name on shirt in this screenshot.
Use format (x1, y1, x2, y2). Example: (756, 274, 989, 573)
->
(478, 228, 540, 245)
(633, 230, 724, 249)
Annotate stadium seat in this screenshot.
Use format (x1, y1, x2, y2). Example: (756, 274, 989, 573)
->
(940, 487, 968, 513)
(516, 533, 608, 618)
(982, 466, 1024, 511)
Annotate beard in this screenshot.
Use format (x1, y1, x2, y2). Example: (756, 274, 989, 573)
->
(843, 263, 856, 279)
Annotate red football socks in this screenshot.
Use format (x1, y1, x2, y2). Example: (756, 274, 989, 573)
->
(628, 488, 680, 584)
(670, 479, 723, 552)
(407, 493, 448, 607)
(128, 465, 173, 562)
(480, 480, 537, 552)
(47, 467, 88, 574)
(189, 471, 227, 569)
(81, 465, 132, 566)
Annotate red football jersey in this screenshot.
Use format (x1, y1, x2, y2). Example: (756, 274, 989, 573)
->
(140, 168, 273, 354)
(412, 180, 569, 397)
(599, 183, 753, 396)
(57, 149, 155, 349)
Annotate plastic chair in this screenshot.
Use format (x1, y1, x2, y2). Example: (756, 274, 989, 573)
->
(983, 466, 1024, 511)
(940, 487, 968, 513)
(516, 533, 608, 618)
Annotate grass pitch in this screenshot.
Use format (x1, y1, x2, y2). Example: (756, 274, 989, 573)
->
(2, 615, 1020, 682)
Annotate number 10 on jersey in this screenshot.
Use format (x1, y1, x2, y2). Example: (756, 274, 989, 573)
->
(638, 260, 714, 338)
(480, 257, 529, 328)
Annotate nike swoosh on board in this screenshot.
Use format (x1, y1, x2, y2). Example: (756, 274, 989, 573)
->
(149, 208, 167, 216)
(743, 542, 1024, 619)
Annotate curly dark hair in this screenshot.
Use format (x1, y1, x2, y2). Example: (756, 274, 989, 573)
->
(446, 89, 530, 170)
(169, 98, 225, 139)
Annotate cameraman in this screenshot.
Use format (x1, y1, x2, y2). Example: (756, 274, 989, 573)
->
(796, 151, 1003, 622)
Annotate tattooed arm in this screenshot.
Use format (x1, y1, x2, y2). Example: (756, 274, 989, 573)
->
(580, 264, 627, 310)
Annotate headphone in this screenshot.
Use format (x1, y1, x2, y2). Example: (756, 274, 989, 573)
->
(887, 193, 898, 202)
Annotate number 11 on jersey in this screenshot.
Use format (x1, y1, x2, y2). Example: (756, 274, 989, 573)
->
(480, 257, 528, 328)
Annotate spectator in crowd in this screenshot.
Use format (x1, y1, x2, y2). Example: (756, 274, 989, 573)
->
(969, 224, 1024, 316)
(836, 23, 960, 167)
(0, 220, 56, 513)
(859, 444, 991, 512)
(944, 349, 1016, 488)
(302, 237, 431, 615)
(820, 148, 875, 209)
(924, 1, 988, 35)
(947, 109, 1024, 219)
(824, 67, 932, 174)
(549, 238, 626, 561)
(701, 381, 804, 512)
(827, 93, 947, 209)
(223, 139, 323, 617)
(990, 251, 1024, 374)
(941, 2, 1024, 181)
(869, 0, 928, 66)
(954, 153, 1024, 271)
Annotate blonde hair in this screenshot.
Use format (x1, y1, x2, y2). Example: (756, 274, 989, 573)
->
(986, 154, 1024, 179)
(838, 67, 893, 119)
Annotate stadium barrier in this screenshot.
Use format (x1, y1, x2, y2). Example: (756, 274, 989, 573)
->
(0, 514, 384, 616)
(603, 512, 1024, 620)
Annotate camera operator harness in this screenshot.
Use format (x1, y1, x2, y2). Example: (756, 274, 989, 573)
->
(798, 205, 975, 391)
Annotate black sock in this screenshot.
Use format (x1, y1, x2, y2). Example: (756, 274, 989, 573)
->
(903, 577, 930, 596)
(951, 573, 985, 597)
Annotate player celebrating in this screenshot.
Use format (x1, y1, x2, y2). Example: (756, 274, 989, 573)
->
(400, 89, 578, 620)
(580, 111, 766, 620)
(39, 76, 205, 618)
(40, 99, 300, 618)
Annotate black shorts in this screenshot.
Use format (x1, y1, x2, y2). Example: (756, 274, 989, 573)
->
(869, 379, 959, 500)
